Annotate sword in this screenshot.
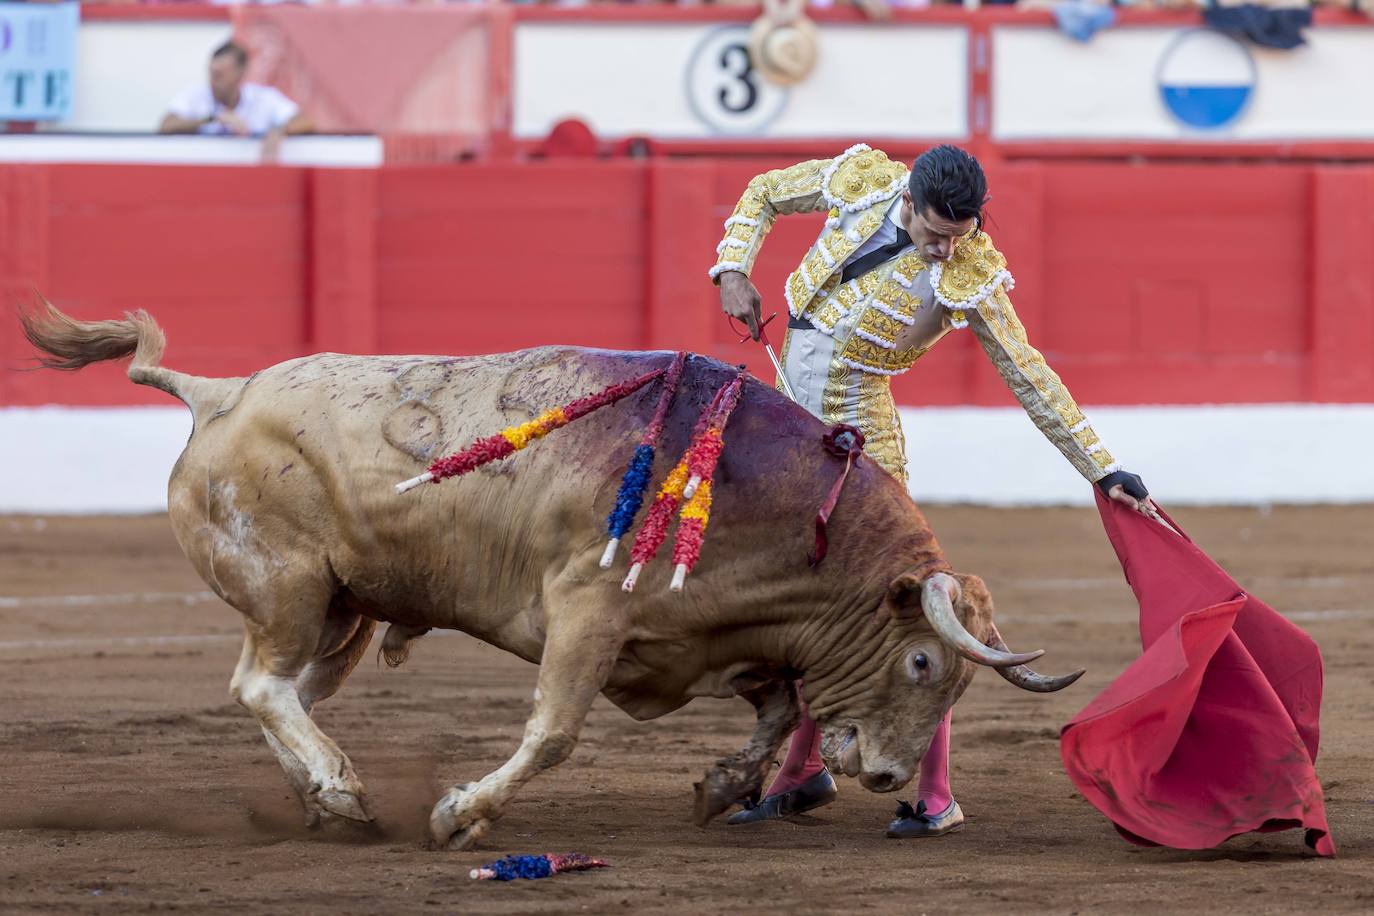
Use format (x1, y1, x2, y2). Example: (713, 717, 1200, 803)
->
(733, 312, 797, 402)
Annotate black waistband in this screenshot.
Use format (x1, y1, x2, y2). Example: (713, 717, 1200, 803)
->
(787, 312, 815, 331)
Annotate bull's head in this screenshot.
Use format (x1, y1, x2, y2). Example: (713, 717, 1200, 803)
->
(812, 570, 1081, 794)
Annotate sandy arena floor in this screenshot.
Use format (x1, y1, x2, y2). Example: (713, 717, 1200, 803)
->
(1, 506, 1371, 914)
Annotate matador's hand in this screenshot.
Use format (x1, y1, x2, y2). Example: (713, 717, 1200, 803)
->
(1098, 470, 1159, 520)
(719, 271, 763, 341)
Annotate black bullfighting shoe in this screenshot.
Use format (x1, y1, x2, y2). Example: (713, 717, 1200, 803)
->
(885, 799, 965, 839)
(725, 769, 838, 825)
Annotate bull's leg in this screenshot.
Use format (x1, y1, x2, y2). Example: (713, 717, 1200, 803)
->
(263, 614, 379, 826)
(692, 679, 801, 826)
(230, 615, 374, 827)
(428, 607, 624, 850)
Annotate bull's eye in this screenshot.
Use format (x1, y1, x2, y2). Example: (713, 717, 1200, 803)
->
(913, 653, 929, 670)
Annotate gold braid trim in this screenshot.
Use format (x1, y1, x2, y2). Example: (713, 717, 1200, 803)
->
(858, 372, 909, 484)
(970, 287, 1118, 482)
(710, 158, 830, 284)
(931, 231, 1014, 329)
(837, 253, 930, 376)
(822, 145, 910, 211)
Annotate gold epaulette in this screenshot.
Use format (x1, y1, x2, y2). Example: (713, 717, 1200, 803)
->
(929, 231, 1015, 329)
(820, 144, 909, 213)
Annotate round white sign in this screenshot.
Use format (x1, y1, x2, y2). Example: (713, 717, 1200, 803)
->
(1157, 30, 1256, 130)
(685, 25, 790, 135)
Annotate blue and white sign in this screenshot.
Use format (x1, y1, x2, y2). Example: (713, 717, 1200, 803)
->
(1156, 30, 1255, 130)
(0, 1, 78, 121)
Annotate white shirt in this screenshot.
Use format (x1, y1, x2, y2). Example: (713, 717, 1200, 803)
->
(168, 83, 301, 137)
(846, 196, 911, 266)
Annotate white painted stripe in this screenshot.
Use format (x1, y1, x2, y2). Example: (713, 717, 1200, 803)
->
(1006, 575, 1370, 592)
(899, 404, 1374, 506)
(0, 406, 192, 514)
(999, 607, 1374, 626)
(5, 404, 1374, 511)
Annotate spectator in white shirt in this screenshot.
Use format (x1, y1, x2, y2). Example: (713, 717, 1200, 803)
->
(159, 41, 312, 163)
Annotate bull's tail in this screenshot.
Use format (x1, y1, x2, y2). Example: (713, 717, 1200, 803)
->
(19, 301, 239, 419)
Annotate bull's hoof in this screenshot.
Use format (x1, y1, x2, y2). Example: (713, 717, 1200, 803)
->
(441, 818, 490, 851)
(692, 758, 769, 829)
(429, 783, 493, 850)
(314, 789, 373, 823)
(693, 763, 765, 827)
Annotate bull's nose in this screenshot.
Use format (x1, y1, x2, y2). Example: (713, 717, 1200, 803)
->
(860, 771, 900, 793)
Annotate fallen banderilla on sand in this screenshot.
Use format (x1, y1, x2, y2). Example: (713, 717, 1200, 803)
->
(469, 852, 611, 881)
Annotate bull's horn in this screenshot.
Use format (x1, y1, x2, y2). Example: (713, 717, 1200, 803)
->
(987, 622, 1084, 693)
(921, 573, 1044, 668)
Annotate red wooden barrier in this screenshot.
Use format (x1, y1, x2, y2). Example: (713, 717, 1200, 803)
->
(4, 159, 1374, 408)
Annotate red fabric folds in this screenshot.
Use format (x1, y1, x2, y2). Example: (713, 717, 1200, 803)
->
(1060, 492, 1334, 857)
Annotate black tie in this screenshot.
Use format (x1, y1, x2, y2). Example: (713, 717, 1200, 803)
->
(840, 228, 914, 284)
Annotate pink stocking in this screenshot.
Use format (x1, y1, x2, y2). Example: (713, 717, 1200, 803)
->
(764, 694, 825, 797)
(916, 709, 953, 812)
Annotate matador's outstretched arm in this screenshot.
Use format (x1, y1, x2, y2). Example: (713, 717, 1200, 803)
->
(966, 289, 1122, 485)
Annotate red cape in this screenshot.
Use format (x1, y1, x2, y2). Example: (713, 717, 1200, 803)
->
(1059, 492, 1334, 856)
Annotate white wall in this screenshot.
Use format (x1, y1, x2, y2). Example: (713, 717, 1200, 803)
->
(0, 134, 383, 166)
(4, 404, 1372, 514)
(898, 404, 1374, 505)
(42, 17, 1374, 141)
(993, 27, 1374, 141)
(514, 23, 968, 140)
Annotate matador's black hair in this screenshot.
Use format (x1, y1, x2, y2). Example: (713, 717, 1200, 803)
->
(909, 145, 989, 227)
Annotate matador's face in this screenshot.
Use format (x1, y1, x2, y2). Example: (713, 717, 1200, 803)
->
(899, 191, 979, 264)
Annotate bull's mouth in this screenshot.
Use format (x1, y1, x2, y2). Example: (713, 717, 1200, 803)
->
(820, 726, 861, 779)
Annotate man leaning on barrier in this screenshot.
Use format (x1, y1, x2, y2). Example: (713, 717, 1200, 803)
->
(159, 41, 312, 164)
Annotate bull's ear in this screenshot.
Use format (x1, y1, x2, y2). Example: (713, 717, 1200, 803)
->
(884, 572, 924, 619)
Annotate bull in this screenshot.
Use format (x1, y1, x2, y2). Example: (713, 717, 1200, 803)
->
(20, 304, 1079, 850)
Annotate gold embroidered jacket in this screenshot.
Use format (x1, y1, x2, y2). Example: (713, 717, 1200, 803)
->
(710, 144, 1119, 484)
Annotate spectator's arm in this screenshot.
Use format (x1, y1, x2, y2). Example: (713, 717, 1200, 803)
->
(281, 112, 313, 136)
(260, 111, 313, 163)
(161, 87, 211, 134)
(158, 112, 208, 134)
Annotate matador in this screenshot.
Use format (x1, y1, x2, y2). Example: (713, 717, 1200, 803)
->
(710, 143, 1155, 839)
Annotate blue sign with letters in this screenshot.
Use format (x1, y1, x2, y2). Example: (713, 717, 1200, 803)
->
(1157, 30, 1256, 131)
(0, 1, 79, 121)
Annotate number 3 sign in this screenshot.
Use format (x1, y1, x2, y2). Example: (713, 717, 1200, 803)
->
(685, 25, 790, 135)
